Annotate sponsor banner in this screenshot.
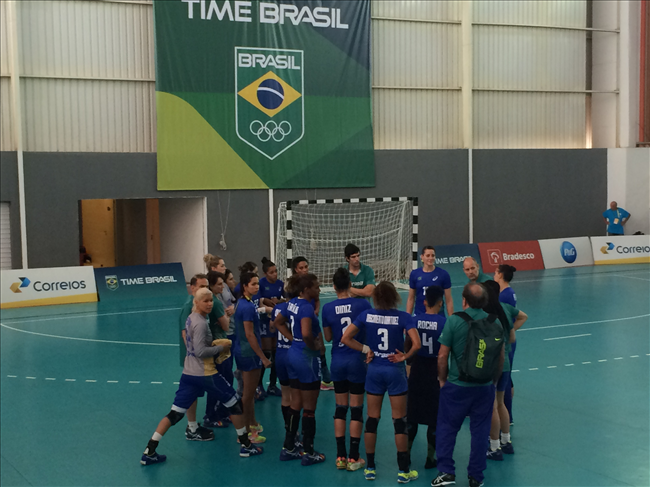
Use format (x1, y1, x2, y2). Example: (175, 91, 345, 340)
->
(591, 235, 650, 265)
(478, 241, 544, 273)
(154, 0, 374, 189)
(94, 263, 188, 303)
(538, 237, 594, 269)
(432, 244, 482, 283)
(1, 266, 97, 309)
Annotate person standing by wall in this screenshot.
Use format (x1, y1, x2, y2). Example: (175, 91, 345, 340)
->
(603, 201, 631, 235)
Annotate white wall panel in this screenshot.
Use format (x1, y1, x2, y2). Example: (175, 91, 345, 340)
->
(21, 78, 155, 152)
(0, 79, 15, 151)
(373, 90, 462, 149)
(474, 26, 586, 90)
(372, 0, 460, 22)
(18, 0, 154, 79)
(473, 0, 586, 28)
(474, 92, 586, 148)
(0, 1, 10, 76)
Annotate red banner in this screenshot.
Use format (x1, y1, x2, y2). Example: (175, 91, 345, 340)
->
(478, 241, 544, 272)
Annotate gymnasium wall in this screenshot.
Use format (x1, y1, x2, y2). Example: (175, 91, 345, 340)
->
(0, 152, 22, 268)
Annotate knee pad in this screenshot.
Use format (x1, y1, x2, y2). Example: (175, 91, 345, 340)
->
(365, 416, 379, 434)
(334, 404, 349, 421)
(165, 410, 185, 425)
(303, 409, 315, 418)
(393, 416, 407, 435)
(227, 398, 244, 416)
(350, 406, 363, 423)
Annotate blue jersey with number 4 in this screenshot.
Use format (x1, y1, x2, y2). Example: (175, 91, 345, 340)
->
(409, 267, 452, 315)
(281, 298, 321, 357)
(412, 312, 445, 358)
(322, 297, 372, 357)
(354, 309, 415, 366)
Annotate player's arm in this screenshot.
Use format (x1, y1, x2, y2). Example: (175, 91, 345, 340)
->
(301, 317, 318, 351)
(513, 310, 528, 331)
(262, 297, 276, 307)
(437, 344, 450, 387)
(349, 284, 376, 298)
(192, 323, 223, 358)
(444, 288, 454, 316)
(314, 297, 320, 316)
(323, 323, 333, 342)
(272, 313, 293, 342)
(388, 328, 421, 363)
(244, 320, 271, 366)
(406, 288, 416, 315)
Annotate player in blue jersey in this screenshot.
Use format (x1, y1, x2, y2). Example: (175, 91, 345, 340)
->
(259, 257, 285, 397)
(494, 264, 518, 425)
(274, 273, 326, 466)
(322, 268, 373, 471)
(405, 286, 446, 470)
(341, 282, 422, 484)
(233, 271, 272, 444)
(407, 246, 454, 318)
(140, 288, 262, 466)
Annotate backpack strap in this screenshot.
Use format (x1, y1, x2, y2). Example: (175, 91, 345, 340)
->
(454, 311, 473, 323)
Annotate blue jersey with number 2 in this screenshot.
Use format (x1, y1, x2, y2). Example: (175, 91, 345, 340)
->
(354, 309, 415, 366)
(322, 297, 372, 357)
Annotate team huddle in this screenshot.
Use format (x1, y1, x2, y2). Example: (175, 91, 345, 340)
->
(140, 245, 528, 487)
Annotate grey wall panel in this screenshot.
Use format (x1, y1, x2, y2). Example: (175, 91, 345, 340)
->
(472, 149, 607, 242)
(274, 150, 470, 252)
(114, 198, 147, 267)
(0, 152, 22, 268)
(22, 153, 269, 271)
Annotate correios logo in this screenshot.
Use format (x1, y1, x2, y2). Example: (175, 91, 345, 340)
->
(10, 277, 30, 293)
(236, 47, 304, 160)
(600, 242, 615, 254)
(560, 241, 577, 263)
(602, 242, 650, 255)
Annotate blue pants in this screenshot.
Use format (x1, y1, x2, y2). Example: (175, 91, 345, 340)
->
(206, 356, 234, 422)
(436, 382, 495, 482)
(504, 341, 516, 422)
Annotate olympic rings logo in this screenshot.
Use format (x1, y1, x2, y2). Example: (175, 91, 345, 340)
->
(250, 120, 292, 142)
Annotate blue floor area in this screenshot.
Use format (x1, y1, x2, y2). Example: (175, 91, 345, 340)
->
(1, 264, 649, 487)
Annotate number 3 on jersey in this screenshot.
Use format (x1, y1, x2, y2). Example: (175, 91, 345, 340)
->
(378, 328, 389, 351)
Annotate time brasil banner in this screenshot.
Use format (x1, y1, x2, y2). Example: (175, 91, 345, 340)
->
(154, 0, 375, 190)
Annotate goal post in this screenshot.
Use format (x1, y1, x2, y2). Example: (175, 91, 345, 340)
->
(275, 197, 418, 291)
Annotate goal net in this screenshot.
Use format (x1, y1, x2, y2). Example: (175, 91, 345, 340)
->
(275, 197, 418, 292)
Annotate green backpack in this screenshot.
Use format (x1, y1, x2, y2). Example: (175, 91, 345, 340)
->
(454, 311, 506, 384)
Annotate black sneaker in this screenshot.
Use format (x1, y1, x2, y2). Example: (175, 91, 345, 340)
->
(185, 425, 215, 441)
(431, 473, 456, 486)
(424, 457, 437, 469)
(468, 476, 484, 487)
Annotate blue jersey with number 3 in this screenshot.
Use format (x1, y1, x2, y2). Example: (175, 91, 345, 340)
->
(354, 309, 415, 366)
(322, 297, 372, 357)
(412, 312, 445, 358)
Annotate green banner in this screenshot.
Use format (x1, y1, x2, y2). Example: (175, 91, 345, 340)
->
(154, 0, 375, 189)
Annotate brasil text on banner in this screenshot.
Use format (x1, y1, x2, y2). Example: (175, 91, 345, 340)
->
(154, 0, 375, 190)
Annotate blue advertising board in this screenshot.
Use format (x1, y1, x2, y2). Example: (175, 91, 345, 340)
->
(431, 244, 484, 285)
(94, 263, 188, 305)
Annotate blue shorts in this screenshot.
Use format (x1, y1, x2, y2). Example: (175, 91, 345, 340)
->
(331, 353, 367, 384)
(288, 347, 321, 384)
(365, 363, 408, 396)
(173, 373, 237, 411)
(496, 371, 511, 392)
(235, 354, 263, 372)
(275, 349, 291, 383)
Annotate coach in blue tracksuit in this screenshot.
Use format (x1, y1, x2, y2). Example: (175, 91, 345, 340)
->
(431, 284, 503, 487)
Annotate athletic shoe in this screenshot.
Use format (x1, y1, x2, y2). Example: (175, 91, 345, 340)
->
(500, 442, 514, 454)
(240, 444, 264, 458)
(468, 476, 484, 487)
(336, 457, 348, 469)
(250, 423, 264, 433)
(280, 447, 303, 461)
(222, 416, 232, 424)
(294, 435, 303, 450)
(398, 469, 419, 484)
(364, 468, 376, 481)
(486, 448, 503, 461)
(424, 458, 437, 469)
(249, 432, 266, 444)
(203, 419, 229, 429)
(347, 458, 366, 472)
(140, 453, 166, 466)
(320, 381, 334, 391)
(301, 451, 326, 466)
(266, 385, 282, 397)
(430, 473, 456, 486)
(185, 425, 214, 441)
(255, 386, 266, 401)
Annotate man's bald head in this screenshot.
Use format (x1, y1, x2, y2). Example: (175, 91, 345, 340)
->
(610, 201, 618, 210)
(463, 257, 480, 282)
(462, 283, 488, 309)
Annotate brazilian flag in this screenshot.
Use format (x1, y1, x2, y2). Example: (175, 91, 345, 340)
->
(154, 0, 375, 189)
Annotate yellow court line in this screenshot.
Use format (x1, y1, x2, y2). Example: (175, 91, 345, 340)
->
(1, 293, 98, 309)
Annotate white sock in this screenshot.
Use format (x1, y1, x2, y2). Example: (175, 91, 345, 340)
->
(236, 426, 247, 436)
(188, 421, 198, 432)
(490, 439, 500, 451)
(152, 432, 163, 442)
(500, 432, 510, 444)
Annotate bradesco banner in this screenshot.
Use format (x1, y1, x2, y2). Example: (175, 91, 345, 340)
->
(154, 0, 374, 190)
(433, 244, 482, 283)
(477, 241, 544, 273)
(591, 235, 650, 265)
(1, 266, 97, 309)
(94, 263, 187, 303)
(538, 237, 594, 269)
